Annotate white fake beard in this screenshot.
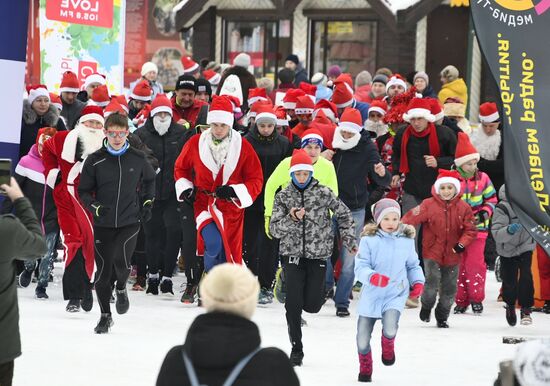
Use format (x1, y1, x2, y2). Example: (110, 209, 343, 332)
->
(471, 128, 501, 161)
(364, 120, 388, 138)
(76, 124, 105, 158)
(332, 128, 361, 150)
(153, 116, 171, 136)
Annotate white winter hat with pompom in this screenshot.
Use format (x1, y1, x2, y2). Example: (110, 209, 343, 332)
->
(200, 263, 260, 320)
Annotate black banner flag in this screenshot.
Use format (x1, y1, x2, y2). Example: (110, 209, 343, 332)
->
(471, 0, 550, 254)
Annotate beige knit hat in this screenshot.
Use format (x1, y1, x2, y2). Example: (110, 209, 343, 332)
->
(200, 263, 260, 320)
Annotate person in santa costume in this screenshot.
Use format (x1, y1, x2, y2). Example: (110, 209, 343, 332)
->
(174, 95, 263, 274)
(41, 105, 105, 312)
(77, 72, 106, 103)
(282, 88, 306, 129)
(128, 80, 152, 120)
(331, 74, 370, 123)
(291, 96, 315, 138)
(59, 71, 85, 130)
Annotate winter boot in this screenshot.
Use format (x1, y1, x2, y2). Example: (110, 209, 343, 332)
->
(94, 313, 114, 334)
(146, 277, 160, 295)
(505, 304, 517, 326)
(290, 348, 304, 367)
(453, 305, 467, 314)
(471, 302, 484, 315)
(81, 286, 94, 312)
(436, 319, 449, 328)
(160, 278, 174, 295)
(520, 308, 532, 325)
(132, 276, 146, 291)
(258, 287, 273, 305)
(381, 335, 395, 366)
(336, 307, 350, 317)
(274, 266, 287, 303)
(353, 281, 363, 292)
(115, 288, 129, 314)
(35, 285, 48, 300)
(358, 352, 373, 382)
(181, 283, 198, 304)
(419, 307, 431, 323)
(19, 265, 34, 288)
(66, 298, 81, 312)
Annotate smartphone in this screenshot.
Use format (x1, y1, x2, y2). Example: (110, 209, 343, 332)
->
(0, 158, 12, 195)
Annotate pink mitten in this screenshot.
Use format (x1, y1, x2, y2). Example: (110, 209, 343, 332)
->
(409, 283, 424, 298)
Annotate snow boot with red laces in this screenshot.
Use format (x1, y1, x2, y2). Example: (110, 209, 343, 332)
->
(381, 335, 395, 366)
(358, 352, 373, 382)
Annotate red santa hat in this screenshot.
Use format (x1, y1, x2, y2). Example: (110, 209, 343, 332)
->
(454, 132, 480, 167)
(403, 98, 435, 123)
(338, 107, 363, 133)
(295, 95, 314, 115)
(428, 98, 444, 121)
(59, 71, 80, 93)
(434, 169, 461, 195)
(83, 73, 106, 89)
(90, 85, 110, 107)
(274, 106, 289, 127)
(36, 127, 57, 149)
(104, 99, 127, 118)
(130, 80, 152, 102)
(150, 94, 173, 117)
(49, 93, 62, 111)
(203, 69, 221, 86)
(313, 99, 338, 123)
(27, 85, 50, 105)
(181, 56, 199, 75)
(79, 105, 105, 125)
(368, 99, 388, 116)
(479, 102, 500, 123)
(289, 149, 314, 174)
(132, 104, 151, 129)
(247, 88, 268, 107)
(299, 82, 317, 103)
(331, 78, 354, 108)
(207, 95, 235, 127)
(282, 88, 306, 110)
(255, 105, 277, 126)
(248, 99, 273, 118)
(301, 129, 324, 149)
(113, 95, 129, 114)
(386, 74, 408, 92)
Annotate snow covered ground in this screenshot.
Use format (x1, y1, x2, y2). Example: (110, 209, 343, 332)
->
(14, 266, 550, 386)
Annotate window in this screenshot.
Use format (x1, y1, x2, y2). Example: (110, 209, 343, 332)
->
(311, 20, 377, 77)
(223, 20, 291, 79)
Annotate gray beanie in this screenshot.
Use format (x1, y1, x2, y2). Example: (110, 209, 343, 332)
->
(355, 71, 373, 88)
(233, 53, 251, 69)
(440, 65, 459, 82)
(413, 71, 429, 84)
(372, 74, 388, 86)
(311, 72, 328, 86)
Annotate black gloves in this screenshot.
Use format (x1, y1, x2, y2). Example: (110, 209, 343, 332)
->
(180, 188, 195, 205)
(215, 185, 237, 200)
(91, 203, 110, 219)
(141, 199, 153, 223)
(453, 243, 466, 253)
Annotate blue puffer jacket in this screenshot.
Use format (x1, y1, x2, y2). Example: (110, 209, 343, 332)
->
(355, 223, 425, 318)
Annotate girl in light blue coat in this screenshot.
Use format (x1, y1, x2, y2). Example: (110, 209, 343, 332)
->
(354, 198, 425, 383)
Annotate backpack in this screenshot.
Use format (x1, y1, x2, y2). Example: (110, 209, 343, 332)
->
(181, 347, 261, 386)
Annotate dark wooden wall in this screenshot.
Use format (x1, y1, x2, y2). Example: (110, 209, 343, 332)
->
(191, 6, 216, 63)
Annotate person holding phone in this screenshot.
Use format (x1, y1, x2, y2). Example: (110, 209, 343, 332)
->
(0, 177, 47, 386)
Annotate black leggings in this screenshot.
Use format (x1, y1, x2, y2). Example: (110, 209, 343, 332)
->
(285, 258, 327, 351)
(180, 201, 203, 285)
(94, 224, 140, 314)
(0, 360, 13, 386)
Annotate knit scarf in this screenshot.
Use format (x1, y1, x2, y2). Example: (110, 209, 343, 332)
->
(208, 131, 231, 168)
(106, 140, 129, 156)
(399, 123, 440, 174)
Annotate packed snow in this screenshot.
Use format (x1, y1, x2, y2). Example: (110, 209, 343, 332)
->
(14, 265, 550, 386)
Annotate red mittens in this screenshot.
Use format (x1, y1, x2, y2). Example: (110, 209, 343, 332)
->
(409, 283, 424, 298)
(369, 273, 390, 287)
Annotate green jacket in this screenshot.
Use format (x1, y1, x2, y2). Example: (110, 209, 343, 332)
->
(0, 198, 47, 364)
(264, 156, 338, 217)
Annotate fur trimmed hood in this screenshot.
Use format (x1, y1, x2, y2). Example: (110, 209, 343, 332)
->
(22, 99, 61, 126)
(361, 222, 416, 238)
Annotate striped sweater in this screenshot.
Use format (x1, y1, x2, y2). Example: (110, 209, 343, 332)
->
(459, 170, 497, 232)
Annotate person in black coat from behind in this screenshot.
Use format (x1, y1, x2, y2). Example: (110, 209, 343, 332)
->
(243, 108, 292, 303)
(156, 263, 300, 386)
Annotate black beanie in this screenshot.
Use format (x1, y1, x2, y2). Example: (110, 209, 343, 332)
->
(195, 78, 212, 97)
(285, 54, 299, 65)
(175, 75, 196, 91)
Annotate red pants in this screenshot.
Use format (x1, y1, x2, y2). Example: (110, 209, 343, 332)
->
(537, 245, 550, 300)
(456, 237, 487, 306)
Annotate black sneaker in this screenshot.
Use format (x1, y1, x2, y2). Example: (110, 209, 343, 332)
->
(81, 286, 94, 312)
(471, 303, 483, 315)
(520, 308, 532, 325)
(160, 278, 174, 295)
(180, 284, 198, 304)
(543, 301, 550, 314)
(336, 307, 350, 317)
(436, 319, 449, 328)
(115, 288, 129, 314)
(35, 286, 48, 299)
(19, 267, 34, 288)
(146, 277, 160, 295)
(419, 307, 431, 323)
(290, 349, 304, 367)
(94, 313, 114, 334)
(506, 304, 517, 326)
(358, 373, 372, 382)
(66, 298, 81, 312)
(454, 305, 467, 314)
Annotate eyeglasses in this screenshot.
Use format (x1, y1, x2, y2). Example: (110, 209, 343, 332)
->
(106, 131, 129, 138)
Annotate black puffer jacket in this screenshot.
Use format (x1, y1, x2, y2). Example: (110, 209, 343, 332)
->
(156, 312, 300, 386)
(244, 127, 292, 212)
(333, 130, 391, 210)
(78, 144, 156, 228)
(135, 118, 186, 201)
(20, 100, 66, 160)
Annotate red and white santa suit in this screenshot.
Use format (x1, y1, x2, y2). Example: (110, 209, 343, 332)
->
(42, 106, 105, 300)
(174, 96, 263, 269)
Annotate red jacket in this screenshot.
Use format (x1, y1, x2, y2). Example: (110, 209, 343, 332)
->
(171, 97, 207, 128)
(402, 188, 477, 266)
